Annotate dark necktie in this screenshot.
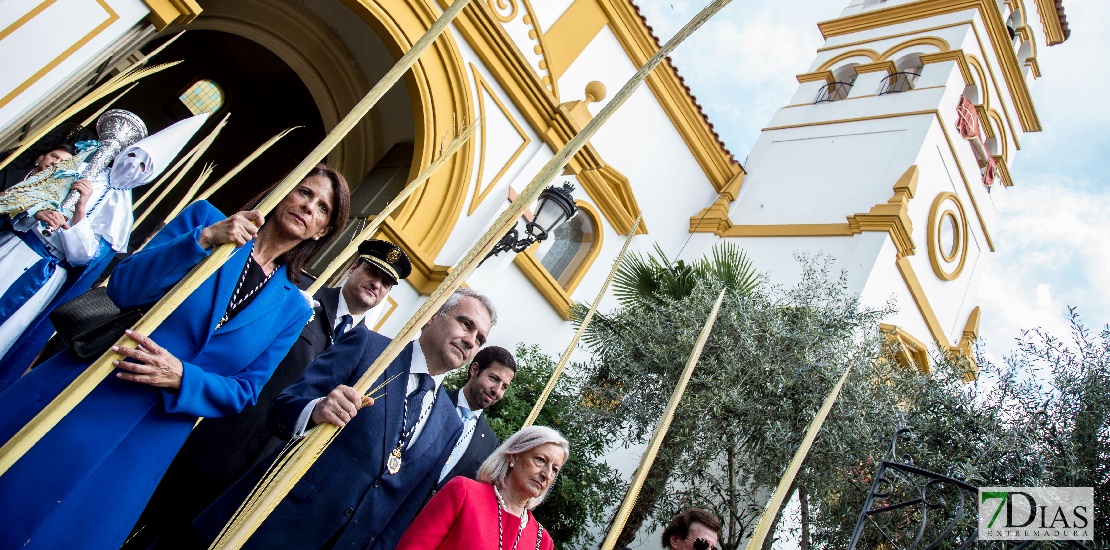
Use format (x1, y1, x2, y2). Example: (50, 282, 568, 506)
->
(334, 314, 352, 339)
(404, 373, 435, 431)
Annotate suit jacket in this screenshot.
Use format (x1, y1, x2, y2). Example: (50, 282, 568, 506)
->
(0, 201, 311, 549)
(173, 285, 344, 485)
(440, 388, 499, 485)
(194, 330, 463, 550)
(123, 287, 350, 550)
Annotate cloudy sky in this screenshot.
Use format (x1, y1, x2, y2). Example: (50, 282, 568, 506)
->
(634, 0, 1109, 359)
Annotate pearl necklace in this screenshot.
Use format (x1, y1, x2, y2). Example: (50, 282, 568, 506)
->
(494, 485, 527, 550)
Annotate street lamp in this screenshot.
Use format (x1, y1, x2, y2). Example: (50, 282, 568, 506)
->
(483, 182, 578, 262)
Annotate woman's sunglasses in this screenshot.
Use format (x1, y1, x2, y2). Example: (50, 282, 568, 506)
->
(693, 538, 717, 550)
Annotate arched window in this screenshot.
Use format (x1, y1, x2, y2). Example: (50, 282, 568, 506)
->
(179, 79, 225, 116)
(533, 203, 598, 289)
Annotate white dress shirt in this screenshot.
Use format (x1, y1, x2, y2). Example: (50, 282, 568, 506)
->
(439, 390, 482, 481)
(291, 337, 444, 439)
(334, 291, 366, 334)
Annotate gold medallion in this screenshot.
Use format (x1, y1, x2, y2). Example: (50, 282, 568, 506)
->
(387, 447, 403, 474)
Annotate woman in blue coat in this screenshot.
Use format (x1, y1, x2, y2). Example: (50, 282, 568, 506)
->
(0, 163, 351, 549)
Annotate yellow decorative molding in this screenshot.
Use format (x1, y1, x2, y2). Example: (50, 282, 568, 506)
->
(373, 219, 451, 295)
(594, 0, 744, 192)
(689, 171, 743, 234)
(372, 295, 399, 332)
(797, 70, 836, 84)
(853, 60, 899, 74)
(544, 0, 608, 82)
(926, 192, 969, 280)
(469, 63, 531, 216)
(878, 36, 952, 59)
(1031, 0, 1067, 45)
(511, 201, 604, 319)
(918, 51, 975, 85)
(756, 110, 997, 251)
(142, 0, 201, 29)
(881, 323, 931, 373)
(696, 165, 919, 257)
(895, 257, 980, 379)
(337, 0, 476, 289)
(817, 0, 1042, 132)
(847, 164, 919, 258)
(992, 155, 1014, 187)
(816, 49, 880, 72)
(576, 163, 647, 236)
(1, 0, 119, 111)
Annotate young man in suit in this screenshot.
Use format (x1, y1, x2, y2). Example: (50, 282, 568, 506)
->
(127, 239, 411, 549)
(193, 288, 496, 550)
(439, 345, 516, 484)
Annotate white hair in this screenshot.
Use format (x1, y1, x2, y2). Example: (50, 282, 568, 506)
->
(476, 425, 570, 509)
(438, 288, 497, 326)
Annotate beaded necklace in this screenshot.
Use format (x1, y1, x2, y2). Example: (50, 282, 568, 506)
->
(386, 377, 436, 474)
(494, 485, 528, 550)
(215, 254, 274, 330)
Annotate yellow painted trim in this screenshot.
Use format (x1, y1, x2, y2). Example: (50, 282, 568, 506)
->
(964, 49, 1020, 149)
(719, 224, 855, 238)
(593, 0, 744, 191)
(846, 164, 919, 258)
(575, 163, 647, 236)
(894, 257, 980, 378)
(817, 21, 967, 53)
(520, 0, 559, 101)
(880, 323, 931, 373)
(469, 63, 531, 216)
(757, 110, 997, 251)
(141, 0, 201, 29)
(511, 201, 604, 319)
(713, 165, 919, 260)
(877, 36, 951, 60)
(372, 219, 451, 295)
(817, 0, 1042, 132)
(338, 0, 476, 288)
(985, 108, 1009, 159)
(797, 71, 835, 84)
(1031, 0, 1067, 45)
(544, 0, 608, 82)
(0, 0, 119, 111)
(372, 295, 399, 332)
(918, 51, 974, 85)
(559, 200, 604, 295)
(816, 49, 880, 72)
(927, 192, 969, 280)
(853, 60, 899, 74)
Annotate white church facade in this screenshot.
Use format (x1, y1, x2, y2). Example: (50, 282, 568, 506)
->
(0, 0, 1070, 372)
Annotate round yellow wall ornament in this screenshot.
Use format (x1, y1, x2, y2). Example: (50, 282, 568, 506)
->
(928, 192, 968, 281)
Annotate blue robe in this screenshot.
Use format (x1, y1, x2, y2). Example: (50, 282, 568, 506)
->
(194, 330, 463, 550)
(0, 201, 311, 549)
(0, 233, 114, 390)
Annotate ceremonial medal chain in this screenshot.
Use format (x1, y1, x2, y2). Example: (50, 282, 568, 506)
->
(442, 412, 478, 468)
(386, 380, 435, 475)
(494, 485, 527, 550)
(215, 254, 274, 330)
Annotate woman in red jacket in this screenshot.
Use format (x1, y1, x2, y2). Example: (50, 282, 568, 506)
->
(397, 425, 569, 550)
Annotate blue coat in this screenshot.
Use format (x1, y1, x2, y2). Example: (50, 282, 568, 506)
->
(0, 201, 311, 549)
(194, 329, 463, 550)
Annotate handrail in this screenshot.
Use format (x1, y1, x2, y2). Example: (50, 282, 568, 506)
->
(814, 81, 854, 103)
(877, 71, 921, 95)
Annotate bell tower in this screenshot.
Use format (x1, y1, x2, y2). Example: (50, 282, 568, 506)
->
(691, 0, 1069, 371)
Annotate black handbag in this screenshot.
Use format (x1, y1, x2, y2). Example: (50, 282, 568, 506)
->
(49, 287, 146, 361)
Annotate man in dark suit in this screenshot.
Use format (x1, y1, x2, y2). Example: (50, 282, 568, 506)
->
(438, 345, 516, 484)
(126, 239, 411, 549)
(193, 288, 497, 550)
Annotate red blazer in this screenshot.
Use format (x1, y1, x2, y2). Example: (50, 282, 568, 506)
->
(396, 477, 555, 550)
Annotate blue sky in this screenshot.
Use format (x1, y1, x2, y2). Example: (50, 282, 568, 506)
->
(634, 0, 1110, 358)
